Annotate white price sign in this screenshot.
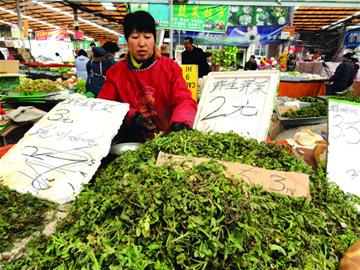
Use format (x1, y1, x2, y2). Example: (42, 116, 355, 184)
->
(193, 70, 279, 141)
(0, 97, 129, 203)
(327, 99, 360, 196)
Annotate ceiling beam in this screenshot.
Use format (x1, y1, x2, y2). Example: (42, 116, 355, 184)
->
(62, 0, 360, 8)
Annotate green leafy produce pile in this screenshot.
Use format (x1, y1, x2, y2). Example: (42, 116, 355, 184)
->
(333, 91, 360, 103)
(297, 96, 319, 103)
(74, 79, 87, 94)
(13, 78, 62, 93)
(4, 131, 360, 269)
(282, 100, 328, 119)
(0, 184, 56, 253)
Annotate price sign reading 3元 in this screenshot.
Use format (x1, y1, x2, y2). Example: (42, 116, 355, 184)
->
(327, 99, 360, 196)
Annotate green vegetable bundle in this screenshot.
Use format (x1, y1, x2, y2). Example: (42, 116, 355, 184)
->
(13, 79, 62, 93)
(282, 102, 328, 118)
(0, 184, 55, 253)
(3, 131, 360, 269)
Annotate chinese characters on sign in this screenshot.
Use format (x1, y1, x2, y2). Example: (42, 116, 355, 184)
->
(327, 99, 360, 196)
(130, 4, 229, 33)
(194, 71, 279, 141)
(35, 28, 68, 41)
(0, 97, 129, 204)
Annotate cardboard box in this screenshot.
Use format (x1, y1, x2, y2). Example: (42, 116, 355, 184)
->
(0, 60, 19, 74)
(156, 152, 311, 200)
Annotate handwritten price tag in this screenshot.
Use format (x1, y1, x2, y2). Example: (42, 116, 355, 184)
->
(193, 70, 279, 141)
(327, 99, 360, 196)
(156, 152, 311, 199)
(0, 97, 129, 203)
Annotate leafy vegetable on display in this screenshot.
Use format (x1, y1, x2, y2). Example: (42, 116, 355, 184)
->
(282, 99, 328, 118)
(0, 184, 55, 254)
(13, 79, 62, 93)
(3, 131, 359, 269)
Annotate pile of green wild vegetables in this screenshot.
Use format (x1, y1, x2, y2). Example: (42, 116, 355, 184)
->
(0, 183, 55, 254)
(281, 97, 328, 118)
(3, 131, 360, 269)
(333, 92, 360, 103)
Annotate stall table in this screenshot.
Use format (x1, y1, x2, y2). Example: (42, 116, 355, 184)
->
(278, 79, 327, 98)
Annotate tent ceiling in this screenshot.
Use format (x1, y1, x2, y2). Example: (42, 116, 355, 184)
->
(0, 1, 127, 40)
(294, 7, 360, 32)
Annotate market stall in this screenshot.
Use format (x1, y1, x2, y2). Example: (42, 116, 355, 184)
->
(278, 72, 328, 97)
(1, 2, 360, 269)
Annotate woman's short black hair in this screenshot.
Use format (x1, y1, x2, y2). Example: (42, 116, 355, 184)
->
(77, 49, 88, 57)
(102, 41, 120, 54)
(123, 11, 156, 41)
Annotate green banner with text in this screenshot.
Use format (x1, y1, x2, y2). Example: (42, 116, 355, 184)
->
(129, 4, 229, 33)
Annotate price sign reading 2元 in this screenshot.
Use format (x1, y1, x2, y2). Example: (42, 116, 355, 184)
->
(193, 70, 279, 141)
(327, 99, 360, 196)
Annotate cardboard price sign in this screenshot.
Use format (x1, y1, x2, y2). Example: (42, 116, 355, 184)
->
(327, 99, 360, 196)
(193, 70, 279, 141)
(181, 64, 198, 102)
(157, 152, 311, 199)
(0, 97, 129, 204)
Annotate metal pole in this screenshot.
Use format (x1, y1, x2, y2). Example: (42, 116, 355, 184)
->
(15, 0, 25, 48)
(169, 0, 174, 59)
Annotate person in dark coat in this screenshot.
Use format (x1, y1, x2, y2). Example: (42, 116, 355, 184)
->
(181, 37, 210, 78)
(244, 55, 258, 71)
(85, 42, 119, 97)
(286, 56, 296, 72)
(328, 53, 355, 95)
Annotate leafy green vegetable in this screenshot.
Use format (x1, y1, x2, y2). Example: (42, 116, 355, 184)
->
(0, 183, 56, 253)
(74, 79, 86, 94)
(282, 101, 328, 118)
(3, 131, 360, 269)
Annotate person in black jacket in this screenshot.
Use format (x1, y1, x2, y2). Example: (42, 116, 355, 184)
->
(328, 53, 355, 95)
(181, 37, 210, 78)
(85, 42, 119, 97)
(244, 55, 258, 71)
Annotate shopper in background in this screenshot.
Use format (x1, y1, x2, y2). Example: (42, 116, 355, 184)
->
(75, 49, 89, 80)
(98, 11, 196, 143)
(286, 55, 297, 72)
(0, 51, 5, 60)
(87, 42, 96, 59)
(182, 37, 210, 78)
(328, 52, 355, 95)
(244, 55, 258, 71)
(85, 42, 119, 97)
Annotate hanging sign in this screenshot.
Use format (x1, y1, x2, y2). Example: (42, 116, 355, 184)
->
(23, 20, 28, 39)
(11, 24, 20, 39)
(74, 30, 84, 39)
(327, 99, 360, 196)
(280, 26, 295, 40)
(35, 27, 68, 41)
(130, 4, 229, 33)
(181, 65, 198, 102)
(0, 97, 129, 204)
(344, 29, 360, 48)
(193, 70, 279, 141)
(228, 6, 289, 26)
